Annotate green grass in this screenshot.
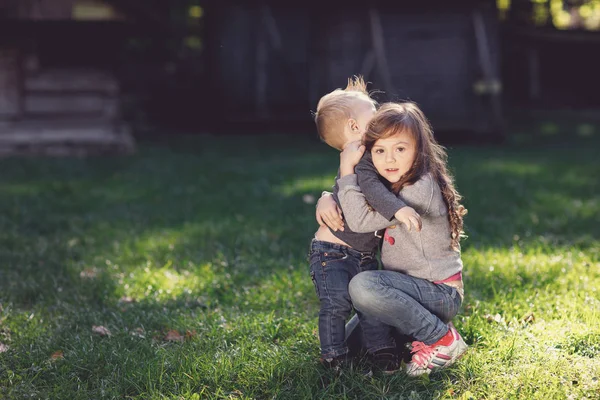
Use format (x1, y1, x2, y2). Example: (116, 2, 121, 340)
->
(0, 130, 599, 399)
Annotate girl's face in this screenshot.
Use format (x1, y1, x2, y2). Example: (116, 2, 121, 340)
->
(371, 130, 417, 183)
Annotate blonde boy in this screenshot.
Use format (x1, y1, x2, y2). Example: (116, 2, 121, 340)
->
(308, 76, 420, 372)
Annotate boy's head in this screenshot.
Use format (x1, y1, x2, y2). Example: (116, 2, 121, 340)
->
(314, 76, 377, 150)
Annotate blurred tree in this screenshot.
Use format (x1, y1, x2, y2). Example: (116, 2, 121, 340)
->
(499, 0, 600, 30)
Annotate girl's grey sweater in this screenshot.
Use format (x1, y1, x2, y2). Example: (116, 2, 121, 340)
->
(337, 173, 463, 282)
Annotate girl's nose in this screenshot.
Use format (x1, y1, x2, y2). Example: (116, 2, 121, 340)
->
(386, 152, 395, 163)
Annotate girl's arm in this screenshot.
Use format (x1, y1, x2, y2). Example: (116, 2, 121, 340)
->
(355, 152, 407, 220)
(337, 174, 400, 233)
(338, 173, 435, 232)
(397, 173, 436, 215)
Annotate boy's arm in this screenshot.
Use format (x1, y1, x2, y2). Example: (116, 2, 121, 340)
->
(337, 174, 399, 233)
(355, 152, 407, 221)
(316, 191, 344, 231)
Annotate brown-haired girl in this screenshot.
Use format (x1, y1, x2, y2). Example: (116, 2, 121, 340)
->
(336, 102, 468, 376)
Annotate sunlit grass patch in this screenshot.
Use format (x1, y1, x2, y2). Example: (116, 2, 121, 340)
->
(0, 133, 599, 399)
(460, 319, 600, 399)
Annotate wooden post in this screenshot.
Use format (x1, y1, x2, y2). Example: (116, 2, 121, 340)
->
(359, 49, 376, 80)
(528, 47, 541, 101)
(472, 9, 504, 134)
(0, 47, 22, 119)
(369, 8, 394, 96)
(262, 4, 282, 52)
(255, 9, 269, 118)
(260, 4, 304, 95)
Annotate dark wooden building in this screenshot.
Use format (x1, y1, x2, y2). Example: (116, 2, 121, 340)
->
(0, 0, 135, 155)
(1, 0, 504, 149)
(205, 0, 503, 136)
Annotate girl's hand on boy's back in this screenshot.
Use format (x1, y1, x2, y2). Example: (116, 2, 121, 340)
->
(340, 140, 365, 177)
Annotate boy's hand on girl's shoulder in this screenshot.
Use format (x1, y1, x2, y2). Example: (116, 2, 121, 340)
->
(394, 206, 422, 232)
(340, 140, 365, 177)
(316, 193, 345, 232)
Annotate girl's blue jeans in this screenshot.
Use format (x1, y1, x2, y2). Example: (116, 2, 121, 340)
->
(349, 270, 462, 350)
(308, 239, 382, 359)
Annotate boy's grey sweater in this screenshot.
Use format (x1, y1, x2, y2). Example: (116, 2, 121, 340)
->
(337, 173, 463, 282)
(329, 153, 407, 252)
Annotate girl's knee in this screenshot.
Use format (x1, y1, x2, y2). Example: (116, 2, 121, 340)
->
(349, 273, 380, 311)
(349, 272, 371, 299)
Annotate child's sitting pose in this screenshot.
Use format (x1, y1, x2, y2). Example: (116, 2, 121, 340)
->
(309, 77, 421, 372)
(336, 101, 469, 376)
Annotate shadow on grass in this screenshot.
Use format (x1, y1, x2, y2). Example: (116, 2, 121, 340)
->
(0, 133, 598, 397)
(452, 139, 599, 250)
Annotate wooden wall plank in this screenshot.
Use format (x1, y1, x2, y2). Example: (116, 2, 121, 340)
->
(0, 48, 21, 118)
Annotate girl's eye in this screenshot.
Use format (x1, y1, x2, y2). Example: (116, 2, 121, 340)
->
(396, 147, 405, 152)
(374, 149, 384, 154)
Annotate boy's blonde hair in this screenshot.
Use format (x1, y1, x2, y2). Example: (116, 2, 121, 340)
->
(314, 76, 377, 150)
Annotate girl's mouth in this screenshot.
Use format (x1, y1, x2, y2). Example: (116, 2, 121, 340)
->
(385, 168, 399, 173)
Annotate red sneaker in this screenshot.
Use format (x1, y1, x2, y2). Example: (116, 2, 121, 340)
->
(405, 324, 468, 377)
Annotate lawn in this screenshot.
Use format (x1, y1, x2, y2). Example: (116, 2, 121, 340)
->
(0, 127, 599, 399)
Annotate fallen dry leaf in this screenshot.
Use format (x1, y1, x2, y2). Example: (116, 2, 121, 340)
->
(164, 329, 184, 343)
(80, 268, 98, 279)
(484, 313, 504, 324)
(130, 328, 145, 338)
(185, 330, 197, 340)
(0, 343, 8, 353)
(522, 312, 535, 324)
(50, 350, 64, 360)
(92, 325, 112, 337)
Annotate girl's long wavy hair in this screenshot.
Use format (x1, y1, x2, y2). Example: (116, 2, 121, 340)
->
(363, 102, 467, 250)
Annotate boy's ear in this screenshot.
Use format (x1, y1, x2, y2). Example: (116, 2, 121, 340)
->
(349, 118, 360, 133)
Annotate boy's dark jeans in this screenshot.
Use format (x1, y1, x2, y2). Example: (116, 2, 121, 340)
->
(308, 239, 379, 360)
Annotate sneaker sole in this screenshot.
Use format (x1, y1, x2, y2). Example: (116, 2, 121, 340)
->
(406, 343, 469, 377)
